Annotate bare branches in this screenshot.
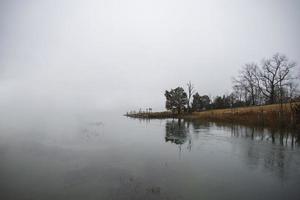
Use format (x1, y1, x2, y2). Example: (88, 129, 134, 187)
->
(186, 81, 195, 112)
(233, 63, 260, 105)
(233, 53, 298, 105)
(259, 53, 296, 104)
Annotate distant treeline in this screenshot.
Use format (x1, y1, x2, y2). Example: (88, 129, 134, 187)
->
(165, 53, 299, 114)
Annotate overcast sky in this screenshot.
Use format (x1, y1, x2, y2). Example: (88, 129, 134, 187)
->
(0, 0, 299, 113)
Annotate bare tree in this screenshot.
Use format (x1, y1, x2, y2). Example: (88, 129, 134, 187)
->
(232, 84, 244, 103)
(233, 63, 260, 106)
(258, 53, 296, 104)
(186, 81, 195, 112)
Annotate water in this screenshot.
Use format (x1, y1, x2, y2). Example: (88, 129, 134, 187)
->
(0, 112, 300, 200)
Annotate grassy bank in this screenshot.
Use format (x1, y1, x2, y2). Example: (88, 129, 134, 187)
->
(125, 111, 175, 119)
(126, 102, 300, 129)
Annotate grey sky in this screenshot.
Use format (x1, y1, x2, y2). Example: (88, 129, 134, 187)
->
(0, 0, 300, 113)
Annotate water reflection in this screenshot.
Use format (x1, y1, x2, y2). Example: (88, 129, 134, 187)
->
(190, 120, 210, 133)
(165, 119, 189, 145)
(165, 119, 193, 154)
(225, 124, 300, 181)
(164, 119, 299, 147)
(1, 115, 299, 200)
(163, 119, 300, 181)
(226, 124, 300, 148)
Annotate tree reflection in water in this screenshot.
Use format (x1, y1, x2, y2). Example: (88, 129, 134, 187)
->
(165, 119, 189, 145)
(164, 119, 300, 181)
(228, 124, 300, 181)
(165, 119, 192, 154)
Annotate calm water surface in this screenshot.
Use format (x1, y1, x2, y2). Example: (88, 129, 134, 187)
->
(0, 112, 300, 200)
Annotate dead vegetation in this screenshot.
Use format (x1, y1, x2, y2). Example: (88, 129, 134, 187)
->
(126, 102, 300, 130)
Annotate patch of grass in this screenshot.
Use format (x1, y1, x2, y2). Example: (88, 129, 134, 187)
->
(126, 102, 300, 129)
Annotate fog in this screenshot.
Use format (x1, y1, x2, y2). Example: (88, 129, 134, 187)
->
(1, 0, 300, 115)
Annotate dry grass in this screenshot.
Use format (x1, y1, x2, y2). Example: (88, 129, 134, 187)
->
(126, 102, 300, 129)
(190, 102, 300, 128)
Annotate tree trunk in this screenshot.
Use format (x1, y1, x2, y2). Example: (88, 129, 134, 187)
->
(177, 107, 181, 115)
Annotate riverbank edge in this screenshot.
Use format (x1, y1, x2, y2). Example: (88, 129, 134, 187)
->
(125, 102, 300, 129)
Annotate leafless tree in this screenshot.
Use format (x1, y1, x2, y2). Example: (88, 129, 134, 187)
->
(258, 53, 296, 104)
(186, 81, 195, 112)
(232, 84, 244, 102)
(233, 63, 260, 106)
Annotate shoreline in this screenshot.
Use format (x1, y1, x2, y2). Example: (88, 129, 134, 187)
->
(125, 102, 300, 129)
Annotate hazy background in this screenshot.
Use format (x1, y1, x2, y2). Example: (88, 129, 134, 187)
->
(0, 0, 300, 114)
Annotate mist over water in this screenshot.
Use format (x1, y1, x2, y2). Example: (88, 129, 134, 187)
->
(1, 0, 300, 199)
(1, 113, 300, 200)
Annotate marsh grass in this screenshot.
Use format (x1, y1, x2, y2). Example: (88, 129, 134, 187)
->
(126, 102, 300, 129)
